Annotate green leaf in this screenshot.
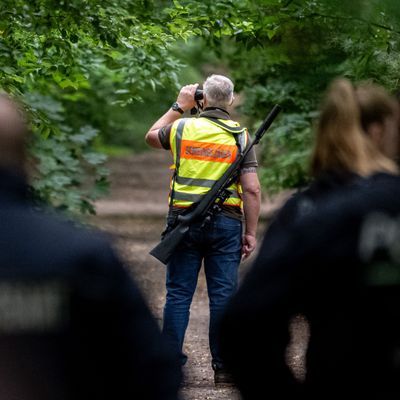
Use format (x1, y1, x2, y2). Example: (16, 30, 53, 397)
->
(83, 152, 107, 165)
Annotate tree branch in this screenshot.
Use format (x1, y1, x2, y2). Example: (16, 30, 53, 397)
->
(283, 0, 296, 7)
(306, 12, 400, 36)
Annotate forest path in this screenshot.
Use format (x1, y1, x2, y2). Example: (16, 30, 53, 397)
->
(90, 150, 305, 399)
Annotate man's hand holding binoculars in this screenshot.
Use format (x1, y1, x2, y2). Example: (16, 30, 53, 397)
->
(145, 83, 202, 148)
(175, 84, 199, 113)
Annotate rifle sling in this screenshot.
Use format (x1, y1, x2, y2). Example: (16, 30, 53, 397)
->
(201, 116, 246, 134)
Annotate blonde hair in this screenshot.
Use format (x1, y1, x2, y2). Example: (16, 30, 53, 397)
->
(310, 78, 398, 177)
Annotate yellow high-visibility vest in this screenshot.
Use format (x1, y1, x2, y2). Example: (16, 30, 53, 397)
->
(169, 117, 248, 209)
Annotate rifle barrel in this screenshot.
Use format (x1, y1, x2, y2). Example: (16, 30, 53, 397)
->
(254, 104, 282, 143)
(149, 104, 282, 264)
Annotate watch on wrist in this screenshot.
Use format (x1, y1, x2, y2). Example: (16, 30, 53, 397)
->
(171, 102, 184, 114)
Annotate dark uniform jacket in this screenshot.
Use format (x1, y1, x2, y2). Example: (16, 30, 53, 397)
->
(0, 169, 181, 400)
(219, 172, 400, 399)
(265, 170, 359, 238)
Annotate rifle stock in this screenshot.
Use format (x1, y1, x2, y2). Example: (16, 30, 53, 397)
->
(149, 222, 190, 264)
(150, 104, 282, 265)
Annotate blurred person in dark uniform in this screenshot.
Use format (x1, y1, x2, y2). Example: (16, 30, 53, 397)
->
(265, 78, 399, 238)
(219, 79, 400, 399)
(0, 94, 181, 400)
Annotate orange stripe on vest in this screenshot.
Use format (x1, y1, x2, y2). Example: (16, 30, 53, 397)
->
(180, 140, 237, 164)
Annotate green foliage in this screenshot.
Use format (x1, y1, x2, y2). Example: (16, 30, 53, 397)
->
(2, 0, 400, 209)
(0, 0, 200, 213)
(0, 0, 256, 213)
(214, 0, 400, 192)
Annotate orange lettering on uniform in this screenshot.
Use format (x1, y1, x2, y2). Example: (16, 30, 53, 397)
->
(181, 140, 237, 163)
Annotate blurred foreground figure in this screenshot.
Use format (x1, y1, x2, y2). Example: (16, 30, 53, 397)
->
(219, 79, 400, 399)
(0, 94, 181, 400)
(266, 78, 399, 238)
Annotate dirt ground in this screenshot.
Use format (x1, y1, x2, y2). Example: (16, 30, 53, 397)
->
(89, 151, 308, 399)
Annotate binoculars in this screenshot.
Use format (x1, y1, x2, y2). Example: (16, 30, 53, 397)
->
(194, 89, 204, 101)
(190, 89, 204, 115)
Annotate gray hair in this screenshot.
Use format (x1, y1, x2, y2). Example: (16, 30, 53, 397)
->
(203, 74, 234, 108)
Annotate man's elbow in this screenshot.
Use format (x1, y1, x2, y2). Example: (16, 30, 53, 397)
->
(243, 183, 261, 197)
(145, 130, 162, 149)
(144, 131, 153, 145)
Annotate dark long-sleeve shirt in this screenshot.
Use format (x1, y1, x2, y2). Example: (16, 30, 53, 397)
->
(0, 169, 181, 400)
(220, 172, 400, 399)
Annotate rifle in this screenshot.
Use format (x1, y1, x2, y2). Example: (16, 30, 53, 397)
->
(149, 104, 282, 265)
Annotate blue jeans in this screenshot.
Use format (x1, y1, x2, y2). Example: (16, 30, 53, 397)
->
(162, 214, 242, 368)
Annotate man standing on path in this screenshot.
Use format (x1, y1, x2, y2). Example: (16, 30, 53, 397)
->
(145, 74, 261, 385)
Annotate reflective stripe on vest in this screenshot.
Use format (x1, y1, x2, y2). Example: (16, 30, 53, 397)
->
(169, 117, 247, 209)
